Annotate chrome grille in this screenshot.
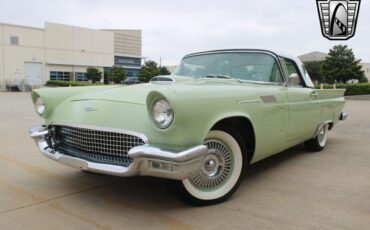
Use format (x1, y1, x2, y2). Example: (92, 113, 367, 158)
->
(51, 125, 146, 167)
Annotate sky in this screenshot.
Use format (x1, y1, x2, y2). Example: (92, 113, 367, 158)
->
(0, 0, 369, 65)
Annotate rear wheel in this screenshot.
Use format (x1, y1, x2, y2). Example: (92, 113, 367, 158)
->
(171, 128, 246, 205)
(304, 124, 329, 152)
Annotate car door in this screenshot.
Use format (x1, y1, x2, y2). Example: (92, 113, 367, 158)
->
(282, 58, 319, 142)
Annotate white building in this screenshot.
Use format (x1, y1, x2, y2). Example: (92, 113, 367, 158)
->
(0, 22, 142, 91)
(298, 51, 370, 81)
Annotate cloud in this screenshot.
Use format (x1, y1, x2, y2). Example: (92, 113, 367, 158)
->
(0, 0, 369, 65)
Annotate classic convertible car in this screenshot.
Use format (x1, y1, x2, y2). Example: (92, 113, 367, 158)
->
(30, 49, 347, 205)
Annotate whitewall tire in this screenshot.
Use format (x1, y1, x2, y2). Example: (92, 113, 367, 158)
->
(304, 124, 329, 152)
(171, 127, 246, 205)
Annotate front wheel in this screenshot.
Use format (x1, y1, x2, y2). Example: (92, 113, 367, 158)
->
(171, 128, 246, 206)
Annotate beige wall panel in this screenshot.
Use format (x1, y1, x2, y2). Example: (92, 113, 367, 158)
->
(45, 49, 113, 67)
(3, 46, 44, 83)
(45, 23, 74, 50)
(361, 64, 370, 81)
(73, 28, 113, 54)
(45, 22, 113, 54)
(2, 25, 44, 47)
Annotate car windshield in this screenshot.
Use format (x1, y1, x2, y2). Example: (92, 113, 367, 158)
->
(172, 52, 284, 83)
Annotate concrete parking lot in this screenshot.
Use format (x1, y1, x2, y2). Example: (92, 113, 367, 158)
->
(0, 92, 369, 230)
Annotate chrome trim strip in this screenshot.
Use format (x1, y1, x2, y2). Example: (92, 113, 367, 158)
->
(238, 99, 260, 104)
(50, 122, 150, 144)
(29, 126, 207, 180)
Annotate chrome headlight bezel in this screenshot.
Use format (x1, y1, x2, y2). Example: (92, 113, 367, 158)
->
(35, 97, 46, 116)
(151, 98, 174, 129)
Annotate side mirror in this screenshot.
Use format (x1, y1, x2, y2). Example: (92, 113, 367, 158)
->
(288, 73, 301, 85)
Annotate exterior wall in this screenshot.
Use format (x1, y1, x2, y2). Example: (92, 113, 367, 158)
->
(300, 51, 370, 82)
(0, 24, 45, 90)
(361, 63, 370, 81)
(108, 30, 142, 57)
(114, 56, 141, 77)
(45, 23, 114, 67)
(107, 29, 142, 78)
(298, 51, 329, 62)
(0, 22, 142, 91)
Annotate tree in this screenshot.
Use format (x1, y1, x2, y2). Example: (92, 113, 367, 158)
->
(86, 67, 102, 83)
(139, 60, 161, 82)
(303, 61, 324, 83)
(109, 65, 126, 84)
(160, 66, 171, 75)
(321, 45, 366, 83)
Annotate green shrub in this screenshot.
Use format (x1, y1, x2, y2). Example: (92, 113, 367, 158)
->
(316, 83, 370, 96)
(46, 80, 103, 87)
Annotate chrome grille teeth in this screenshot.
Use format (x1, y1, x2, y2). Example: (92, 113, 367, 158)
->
(52, 125, 146, 167)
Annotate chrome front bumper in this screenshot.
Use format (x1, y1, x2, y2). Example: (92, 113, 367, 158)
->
(29, 126, 207, 180)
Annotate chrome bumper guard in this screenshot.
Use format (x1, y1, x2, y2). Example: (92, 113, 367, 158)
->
(29, 126, 207, 180)
(340, 112, 348, 121)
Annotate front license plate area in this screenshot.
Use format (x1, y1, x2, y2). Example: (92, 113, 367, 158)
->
(59, 157, 88, 170)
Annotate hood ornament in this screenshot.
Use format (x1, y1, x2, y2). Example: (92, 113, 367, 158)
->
(84, 105, 97, 111)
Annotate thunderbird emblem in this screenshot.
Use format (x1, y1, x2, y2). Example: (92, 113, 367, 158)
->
(83, 105, 97, 111)
(316, 0, 361, 40)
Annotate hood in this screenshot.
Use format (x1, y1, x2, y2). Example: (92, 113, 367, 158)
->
(72, 84, 160, 105)
(71, 75, 260, 104)
(71, 76, 193, 104)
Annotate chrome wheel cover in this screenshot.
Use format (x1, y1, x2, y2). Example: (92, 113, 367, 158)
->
(189, 139, 233, 191)
(318, 124, 328, 147)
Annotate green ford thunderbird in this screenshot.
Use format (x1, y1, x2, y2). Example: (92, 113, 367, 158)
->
(30, 49, 347, 205)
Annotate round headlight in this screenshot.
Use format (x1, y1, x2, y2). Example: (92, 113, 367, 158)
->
(35, 97, 46, 116)
(151, 98, 174, 129)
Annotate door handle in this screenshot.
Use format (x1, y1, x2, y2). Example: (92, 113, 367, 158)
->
(311, 91, 318, 97)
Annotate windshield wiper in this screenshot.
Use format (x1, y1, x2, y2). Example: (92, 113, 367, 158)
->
(205, 74, 231, 79)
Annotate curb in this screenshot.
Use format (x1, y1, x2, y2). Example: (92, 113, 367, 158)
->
(345, 95, 370, 101)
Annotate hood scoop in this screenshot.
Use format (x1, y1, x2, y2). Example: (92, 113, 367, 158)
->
(150, 76, 175, 85)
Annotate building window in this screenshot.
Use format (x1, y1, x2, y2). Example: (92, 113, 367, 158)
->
(76, 72, 88, 81)
(127, 71, 133, 77)
(50, 71, 71, 81)
(114, 56, 141, 67)
(10, 36, 19, 45)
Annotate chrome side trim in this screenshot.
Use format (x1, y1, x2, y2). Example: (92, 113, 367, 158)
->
(50, 122, 150, 144)
(29, 126, 207, 180)
(238, 99, 260, 104)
